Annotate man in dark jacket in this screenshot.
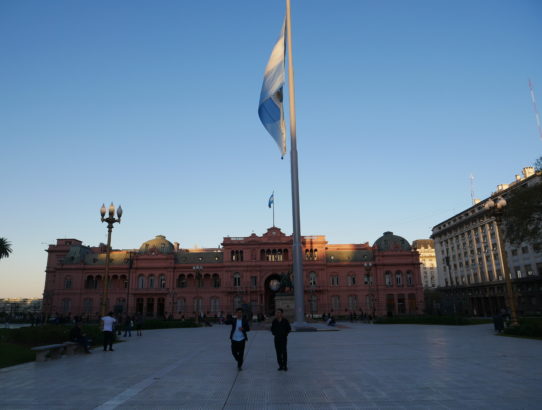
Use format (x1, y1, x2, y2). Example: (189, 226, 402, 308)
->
(229, 308, 250, 370)
(271, 308, 291, 371)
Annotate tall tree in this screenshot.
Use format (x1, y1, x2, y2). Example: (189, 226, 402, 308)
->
(503, 180, 542, 245)
(534, 156, 542, 172)
(0, 237, 12, 259)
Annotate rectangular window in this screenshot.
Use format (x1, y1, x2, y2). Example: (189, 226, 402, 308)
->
(347, 275, 355, 286)
(250, 276, 257, 288)
(331, 296, 340, 310)
(331, 276, 339, 286)
(521, 246, 529, 254)
(511, 249, 518, 256)
(525, 264, 534, 276)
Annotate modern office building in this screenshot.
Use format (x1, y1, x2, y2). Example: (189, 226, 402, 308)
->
(412, 239, 437, 288)
(42, 228, 424, 319)
(431, 167, 542, 316)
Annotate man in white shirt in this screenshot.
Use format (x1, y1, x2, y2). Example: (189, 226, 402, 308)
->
(101, 311, 117, 352)
(229, 308, 250, 370)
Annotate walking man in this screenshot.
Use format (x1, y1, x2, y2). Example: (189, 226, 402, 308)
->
(101, 311, 117, 352)
(271, 308, 291, 371)
(229, 308, 250, 370)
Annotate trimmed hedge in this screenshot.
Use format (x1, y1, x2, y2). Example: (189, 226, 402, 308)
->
(374, 315, 491, 326)
(0, 325, 105, 347)
(503, 317, 542, 339)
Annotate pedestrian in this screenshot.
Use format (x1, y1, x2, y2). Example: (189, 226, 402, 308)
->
(101, 311, 117, 351)
(228, 308, 250, 370)
(271, 308, 291, 371)
(123, 315, 133, 337)
(135, 313, 143, 336)
(70, 321, 91, 353)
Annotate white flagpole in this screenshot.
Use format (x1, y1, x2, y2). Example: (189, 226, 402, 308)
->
(286, 0, 306, 327)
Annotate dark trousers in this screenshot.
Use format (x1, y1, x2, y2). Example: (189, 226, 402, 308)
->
(75, 336, 90, 352)
(103, 331, 114, 351)
(231, 340, 246, 368)
(274, 337, 288, 367)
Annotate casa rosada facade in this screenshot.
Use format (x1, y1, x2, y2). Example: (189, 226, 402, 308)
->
(43, 227, 424, 319)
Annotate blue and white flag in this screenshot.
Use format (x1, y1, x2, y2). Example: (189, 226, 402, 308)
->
(258, 20, 286, 157)
(268, 192, 274, 208)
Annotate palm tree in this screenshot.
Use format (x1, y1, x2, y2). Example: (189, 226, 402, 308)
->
(0, 237, 12, 259)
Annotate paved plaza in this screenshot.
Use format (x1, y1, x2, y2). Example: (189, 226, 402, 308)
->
(0, 323, 541, 409)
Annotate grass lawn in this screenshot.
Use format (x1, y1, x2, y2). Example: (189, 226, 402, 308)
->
(0, 343, 35, 369)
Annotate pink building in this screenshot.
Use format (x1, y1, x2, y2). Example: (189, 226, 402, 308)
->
(42, 228, 424, 319)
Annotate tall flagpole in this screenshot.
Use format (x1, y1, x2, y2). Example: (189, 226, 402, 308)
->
(286, 0, 306, 327)
(272, 193, 275, 227)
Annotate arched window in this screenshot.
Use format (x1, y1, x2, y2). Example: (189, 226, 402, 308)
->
(331, 296, 340, 311)
(64, 276, 72, 289)
(61, 298, 71, 314)
(348, 295, 358, 310)
(347, 275, 356, 286)
(83, 298, 93, 313)
(309, 271, 317, 286)
(406, 271, 414, 286)
(159, 275, 166, 289)
(283, 249, 289, 261)
(395, 271, 403, 287)
(212, 274, 221, 288)
(210, 297, 220, 313)
(233, 273, 241, 287)
(138, 275, 145, 289)
(85, 276, 95, 289)
(193, 297, 203, 313)
(136, 298, 144, 314)
(385, 272, 393, 287)
(121, 275, 128, 289)
(309, 295, 318, 313)
(260, 249, 266, 261)
(233, 296, 242, 310)
(149, 275, 155, 289)
(177, 274, 187, 288)
(176, 298, 186, 313)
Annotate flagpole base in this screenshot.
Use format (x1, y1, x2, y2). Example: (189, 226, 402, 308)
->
(293, 321, 317, 332)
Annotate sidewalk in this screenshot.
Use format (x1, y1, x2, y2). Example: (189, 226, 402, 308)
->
(0, 323, 540, 409)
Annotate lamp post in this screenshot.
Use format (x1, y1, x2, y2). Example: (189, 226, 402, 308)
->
(99, 202, 122, 317)
(192, 265, 203, 324)
(483, 196, 519, 326)
(363, 262, 375, 318)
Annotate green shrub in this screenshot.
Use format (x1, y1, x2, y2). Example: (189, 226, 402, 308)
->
(0, 343, 35, 368)
(503, 317, 542, 338)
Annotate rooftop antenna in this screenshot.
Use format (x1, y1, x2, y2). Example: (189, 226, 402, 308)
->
(469, 174, 476, 205)
(529, 79, 542, 141)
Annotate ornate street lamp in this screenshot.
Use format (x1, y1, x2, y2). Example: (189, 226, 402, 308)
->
(100, 202, 122, 317)
(483, 196, 519, 326)
(192, 265, 203, 323)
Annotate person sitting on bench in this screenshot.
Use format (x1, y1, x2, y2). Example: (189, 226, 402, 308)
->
(70, 322, 91, 353)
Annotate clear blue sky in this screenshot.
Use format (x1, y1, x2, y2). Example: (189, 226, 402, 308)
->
(1, 0, 541, 298)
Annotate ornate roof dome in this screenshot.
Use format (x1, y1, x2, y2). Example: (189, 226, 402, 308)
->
(373, 231, 411, 251)
(139, 235, 174, 254)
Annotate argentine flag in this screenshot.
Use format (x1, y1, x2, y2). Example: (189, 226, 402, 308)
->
(258, 21, 286, 157)
(268, 192, 274, 208)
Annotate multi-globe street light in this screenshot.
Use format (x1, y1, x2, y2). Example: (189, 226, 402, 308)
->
(192, 265, 203, 323)
(99, 202, 122, 317)
(483, 196, 519, 326)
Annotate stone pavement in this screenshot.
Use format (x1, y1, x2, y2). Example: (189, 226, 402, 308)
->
(0, 323, 541, 409)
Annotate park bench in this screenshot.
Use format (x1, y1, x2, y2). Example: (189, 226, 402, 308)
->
(31, 341, 89, 361)
(31, 343, 67, 362)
